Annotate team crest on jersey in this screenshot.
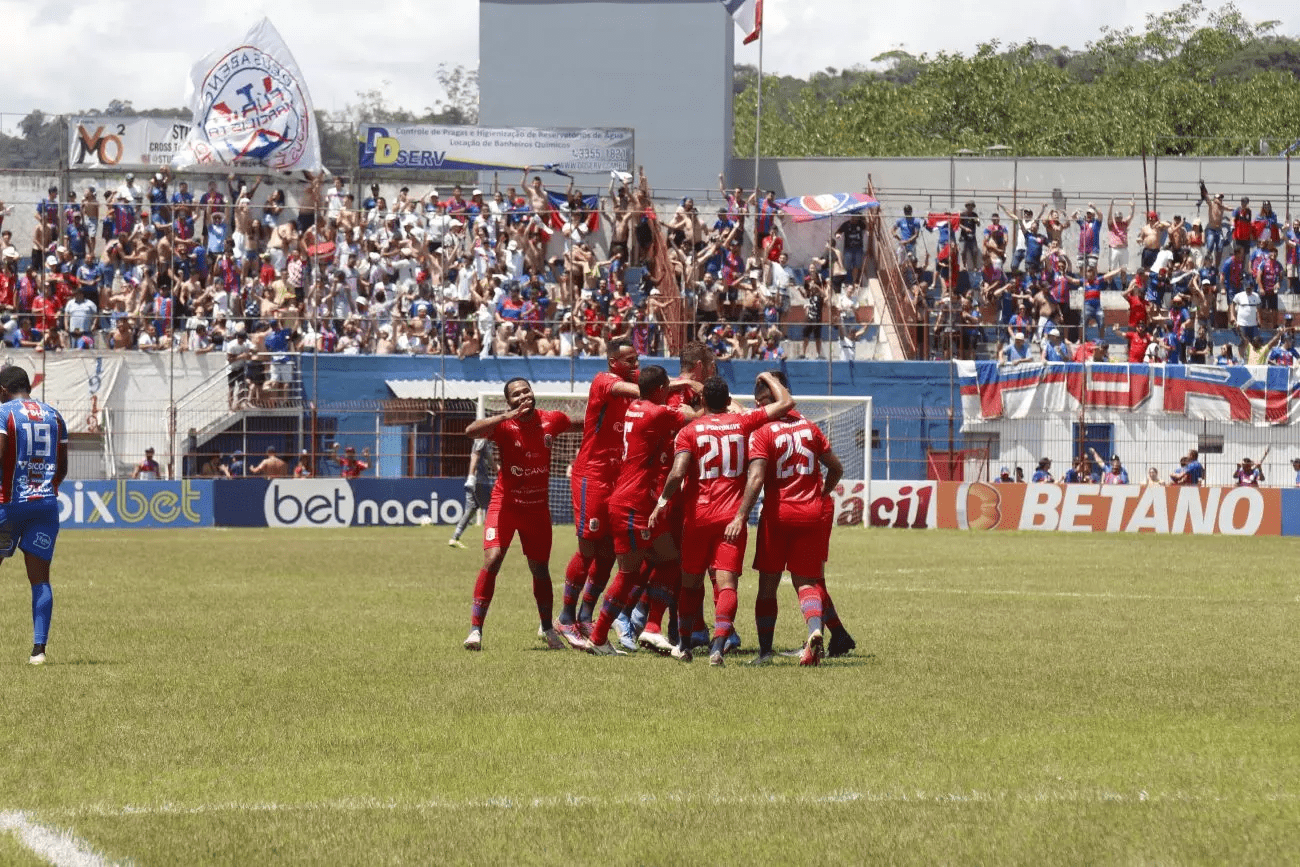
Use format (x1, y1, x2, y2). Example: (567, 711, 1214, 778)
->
(639, 528, 651, 541)
(32, 532, 52, 550)
(485, 527, 496, 541)
(543, 434, 553, 449)
(588, 518, 600, 533)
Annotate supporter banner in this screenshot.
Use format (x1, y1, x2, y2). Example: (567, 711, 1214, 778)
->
(69, 117, 193, 169)
(957, 361, 1299, 426)
(58, 480, 213, 529)
(4, 355, 122, 435)
(174, 17, 323, 173)
(214, 478, 470, 528)
(775, 192, 878, 223)
(934, 481, 1281, 536)
(832, 480, 935, 528)
(357, 124, 634, 173)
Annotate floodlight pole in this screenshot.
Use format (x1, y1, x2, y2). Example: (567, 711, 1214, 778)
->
(752, 29, 763, 199)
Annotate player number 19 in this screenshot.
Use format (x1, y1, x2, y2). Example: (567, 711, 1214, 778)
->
(21, 423, 51, 457)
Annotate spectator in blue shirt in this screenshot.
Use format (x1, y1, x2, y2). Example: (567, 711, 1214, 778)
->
(893, 205, 922, 257)
(1170, 449, 1204, 486)
(1291, 457, 1300, 487)
(1031, 457, 1054, 483)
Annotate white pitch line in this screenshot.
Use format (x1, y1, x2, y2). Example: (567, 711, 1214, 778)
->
(40, 789, 1298, 820)
(0, 811, 115, 867)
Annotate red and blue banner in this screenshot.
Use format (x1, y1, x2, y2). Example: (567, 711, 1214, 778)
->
(957, 361, 1300, 425)
(774, 192, 879, 223)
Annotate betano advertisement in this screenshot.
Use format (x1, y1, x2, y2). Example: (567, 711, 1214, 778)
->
(935, 482, 1287, 536)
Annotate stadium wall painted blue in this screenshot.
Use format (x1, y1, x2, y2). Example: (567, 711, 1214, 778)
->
(213, 478, 471, 528)
(297, 356, 960, 484)
(58, 480, 214, 529)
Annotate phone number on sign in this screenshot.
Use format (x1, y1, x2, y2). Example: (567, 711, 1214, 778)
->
(566, 147, 630, 161)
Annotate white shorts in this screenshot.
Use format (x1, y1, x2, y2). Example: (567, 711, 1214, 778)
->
(269, 361, 294, 383)
(1108, 246, 1129, 270)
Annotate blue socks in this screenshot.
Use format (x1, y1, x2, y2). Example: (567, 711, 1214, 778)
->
(31, 582, 52, 645)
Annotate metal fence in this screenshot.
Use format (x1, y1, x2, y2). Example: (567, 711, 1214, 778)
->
(872, 405, 1300, 488)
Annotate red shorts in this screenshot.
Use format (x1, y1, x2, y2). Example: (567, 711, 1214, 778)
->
(680, 521, 746, 576)
(571, 476, 612, 540)
(753, 517, 828, 578)
(609, 503, 655, 555)
(484, 503, 552, 562)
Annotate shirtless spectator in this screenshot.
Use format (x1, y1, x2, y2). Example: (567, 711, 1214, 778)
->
(1137, 211, 1169, 271)
(251, 447, 288, 478)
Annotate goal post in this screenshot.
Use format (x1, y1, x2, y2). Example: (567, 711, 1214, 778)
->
(477, 390, 872, 527)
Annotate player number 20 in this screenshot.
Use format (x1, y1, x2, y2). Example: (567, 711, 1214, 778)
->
(697, 433, 744, 479)
(774, 429, 816, 479)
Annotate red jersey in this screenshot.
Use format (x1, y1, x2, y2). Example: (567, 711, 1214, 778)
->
(1126, 293, 1147, 329)
(341, 457, 369, 479)
(673, 408, 769, 526)
(609, 400, 687, 513)
(571, 371, 634, 484)
(749, 412, 832, 525)
(489, 409, 570, 509)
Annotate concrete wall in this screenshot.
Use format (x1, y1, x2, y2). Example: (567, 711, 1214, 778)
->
(733, 155, 1299, 219)
(479, 0, 733, 199)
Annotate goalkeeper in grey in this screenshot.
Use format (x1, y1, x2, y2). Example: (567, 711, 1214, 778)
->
(448, 436, 495, 547)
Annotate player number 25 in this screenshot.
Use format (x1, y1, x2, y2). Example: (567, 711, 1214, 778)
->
(774, 429, 816, 479)
(21, 423, 51, 457)
(697, 433, 744, 480)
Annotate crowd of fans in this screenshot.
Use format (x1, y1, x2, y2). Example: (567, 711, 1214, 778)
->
(894, 190, 1300, 365)
(1, 168, 871, 366)
(993, 446, 1283, 488)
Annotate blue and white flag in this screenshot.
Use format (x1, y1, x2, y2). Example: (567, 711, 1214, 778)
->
(720, 0, 762, 45)
(173, 18, 323, 173)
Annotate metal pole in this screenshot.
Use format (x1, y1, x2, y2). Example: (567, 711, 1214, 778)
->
(752, 29, 763, 197)
(1287, 154, 1291, 224)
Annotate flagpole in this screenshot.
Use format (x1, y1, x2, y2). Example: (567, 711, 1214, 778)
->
(752, 27, 763, 197)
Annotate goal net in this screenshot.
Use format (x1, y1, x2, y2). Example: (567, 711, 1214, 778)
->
(478, 390, 872, 526)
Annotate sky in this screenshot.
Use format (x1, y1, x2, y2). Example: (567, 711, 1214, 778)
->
(2, 0, 1297, 128)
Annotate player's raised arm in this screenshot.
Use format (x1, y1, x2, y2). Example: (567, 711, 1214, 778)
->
(648, 451, 692, 529)
(755, 371, 794, 419)
(465, 403, 525, 439)
(724, 456, 766, 543)
(819, 448, 844, 497)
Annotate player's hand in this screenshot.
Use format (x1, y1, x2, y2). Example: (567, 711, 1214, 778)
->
(648, 504, 665, 529)
(723, 515, 745, 543)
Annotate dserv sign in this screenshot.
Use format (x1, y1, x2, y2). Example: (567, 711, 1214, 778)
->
(935, 482, 1281, 536)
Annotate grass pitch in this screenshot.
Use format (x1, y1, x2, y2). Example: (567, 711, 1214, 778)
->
(1, 527, 1297, 865)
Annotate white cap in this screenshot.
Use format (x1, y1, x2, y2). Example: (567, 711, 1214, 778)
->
(471, 188, 482, 196)
(1048, 328, 1061, 336)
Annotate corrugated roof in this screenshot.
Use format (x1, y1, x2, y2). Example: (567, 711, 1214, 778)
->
(386, 379, 591, 400)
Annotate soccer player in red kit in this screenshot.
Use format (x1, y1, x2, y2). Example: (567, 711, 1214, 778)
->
(556, 340, 640, 649)
(586, 365, 696, 655)
(649, 372, 793, 665)
(635, 341, 722, 650)
(462, 377, 573, 651)
(728, 370, 849, 666)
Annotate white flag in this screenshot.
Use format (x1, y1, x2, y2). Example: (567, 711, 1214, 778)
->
(720, 0, 762, 45)
(173, 18, 322, 173)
